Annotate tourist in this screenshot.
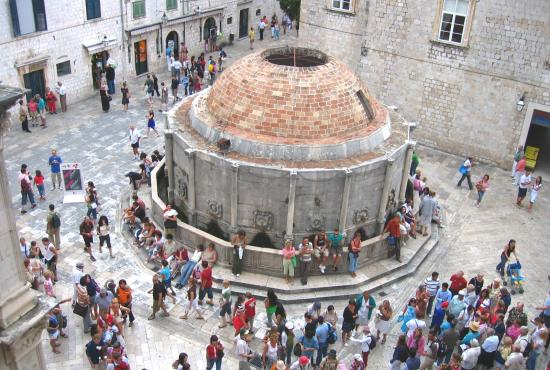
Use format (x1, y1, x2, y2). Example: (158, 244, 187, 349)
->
(147, 274, 175, 320)
(163, 205, 178, 236)
(511, 145, 524, 178)
(235, 328, 254, 369)
(439, 319, 459, 365)
(93, 288, 114, 318)
(170, 244, 188, 278)
(318, 349, 338, 370)
(80, 216, 96, 261)
(516, 168, 532, 207)
(496, 239, 518, 277)
(19, 237, 31, 260)
(457, 157, 474, 190)
(350, 326, 374, 366)
(121, 81, 130, 111)
(19, 165, 36, 213)
(232, 230, 247, 277)
(461, 339, 481, 370)
(202, 242, 218, 266)
(198, 261, 214, 305)
(171, 76, 179, 103)
(47, 149, 63, 190)
(105, 64, 115, 95)
(342, 299, 358, 345)
(97, 215, 113, 258)
(85, 334, 105, 368)
(298, 329, 319, 364)
(349, 354, 365, 370)
(400, 298, 417, 334)
(159, 259, 176, 296)
(390, 334, 409, 370)
(265, 288, 280, 327)
(76, 275, 93, 333)
(146, 109, 160, 137)
(160, 81, 168, 111)
(100, 82, 110, 112)
(243, 292, 256, 332)
(218, 280, 232, 328)
(424, 271, 440, 318)
(18, 99, 31, 133)
(355, 290, 376, 334)
(374, 300, 393, 344)
(505, 344, 525, 369)
(40, 237, 58, 280)
(383, 214, 402, 261)
(248, 27, 255, 49)
(28, 97, 38, 126)
(55, 81, 67, 112)
(419, 329, 438, 369)
(180, 276, 204, 320)
(478, 328, 499, 368)
(418, 191, 434, 237)
(71, 262, 84, 305)
(172, 353, 189, 370)
(85, 182, 98, 222)
(407, 328, 426, 361)
(46, 87, 57, 114)
(448, 291, 467, 319)
(449, 271, 467, 296)
(298, 237, 313, 285)
(206, 335, 223, 370)
(513, 155, 526, 186)
(263, 332, 280, 369)
(528, 175, 542, 212)
(410, 150, 420, 176)
(328, 228, 344, 271)
(144, 75, 154, 107)
(281, 239, 296, 283)
(415, 285, 429, 318)
(175, 244, 203, 288)
(348, 230, 362, 277)
(313, 230, 329, 274)
(36, 94, 47, 127)
(129, 125, 141, 160)
(46, 204, 61, 249)
(116, 279, 135, 327)
(474, 174, 490, 207)
(43, 270, 56, 298)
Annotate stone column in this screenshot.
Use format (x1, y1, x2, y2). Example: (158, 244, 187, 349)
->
(377, 158, 395, 234)
(285, 170, 297, 240)
(164, 113, 175, 205)
(0, 86, 52, 369)
(398, 142, 415, 203)
(230, 163, 239, 229)
(184, 149, 197, 225)
(338, 169, 353, 232)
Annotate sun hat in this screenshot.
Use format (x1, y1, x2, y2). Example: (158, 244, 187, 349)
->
(469, 321, 480, 331)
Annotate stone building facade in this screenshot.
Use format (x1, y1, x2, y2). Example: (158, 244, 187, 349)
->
(300, 0, 550, 167)
(0, 0, 282, 103)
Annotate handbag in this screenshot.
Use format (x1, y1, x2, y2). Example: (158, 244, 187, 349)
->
(291, 256, 297, 268)
(72, 302, 88, 317)
(459, 165, 468, 175)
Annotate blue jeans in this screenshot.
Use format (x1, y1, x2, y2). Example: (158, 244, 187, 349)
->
(316, 342, 328, 365)
(21, 190, 36, 207)
(177, 261, 197, 286)
(107, 80, 115, 94)
(526, 351, 539, 370)
(87, 207, 97, 220)
(496, 253, 507, 276)
(206, 357, 222, 370)
(348, 252, 359, 273)
(477, 191, 485, 204)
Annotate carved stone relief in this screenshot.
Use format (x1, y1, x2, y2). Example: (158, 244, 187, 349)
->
(253, 210, 274, 231)
(385, 188, 397, 213)
(207, 200, 223, 218)
(307, 214, 326, 232)
(174, 167, 189, 200)
(353, 208, 369, 224)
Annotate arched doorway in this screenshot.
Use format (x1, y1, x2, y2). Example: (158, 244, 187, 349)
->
(166, 31, 179, 58)
(203, 17, 217, 41)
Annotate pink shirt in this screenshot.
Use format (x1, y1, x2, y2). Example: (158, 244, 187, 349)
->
(44, 278, 55, 297)
(281, 247, 296, 260)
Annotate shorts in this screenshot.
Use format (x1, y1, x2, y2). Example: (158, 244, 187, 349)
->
(342, 321, 354, 333)
(148, 120, 155, 129)
(518, 187, 527, 198)
(314, 248, 329, 258)
(131, 142, 139, 149)
(331, 247, 343, 256)
(147, 91, 154, 97)
(163, 279, 172, 288)
(83, 236, 93, 248)
(48, 329, 59, 340)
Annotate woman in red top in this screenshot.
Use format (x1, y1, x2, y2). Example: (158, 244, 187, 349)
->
(348, 230, 362, 278)
(46, 87, 57, 113)
(232, 304, 248, 335)
(34, 169, 45, 200)
(205, 335, 223, 370)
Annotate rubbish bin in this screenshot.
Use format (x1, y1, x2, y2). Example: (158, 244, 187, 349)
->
(229, 33, 234, 44)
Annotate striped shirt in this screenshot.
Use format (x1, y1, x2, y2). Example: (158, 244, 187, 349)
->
(424, 278, 440, 297)
(76, 285, 90, 305)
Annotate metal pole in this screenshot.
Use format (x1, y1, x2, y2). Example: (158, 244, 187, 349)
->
(119, 0, 127, 81)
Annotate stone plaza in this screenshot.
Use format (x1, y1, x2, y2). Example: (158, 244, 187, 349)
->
(1, 8, 550, 370)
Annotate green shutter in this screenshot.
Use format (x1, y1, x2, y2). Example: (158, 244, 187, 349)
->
(166, 0, 177, 10)
(133, 1, 145, 18)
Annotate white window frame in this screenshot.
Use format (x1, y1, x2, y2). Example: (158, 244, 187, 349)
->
(433, 0, 476, 47)
(332, 0, 352, 12)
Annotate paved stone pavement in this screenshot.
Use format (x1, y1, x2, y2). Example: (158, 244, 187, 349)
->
(4, 33, 550, 369)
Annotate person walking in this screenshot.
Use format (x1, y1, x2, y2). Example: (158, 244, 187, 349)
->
(97, 215, 114, 258)
(298, 237, 313, 285)
(528, 175, 542, 212)
(171, 76, 179, 103)
(33, 169, 45, 200)
(147, 274, 175, 320)
(206, 335, 224, 370)
(146, 110, 160, 137)
(144, 74, 154, 107)
(76, 275, 93, 333)
(374, 300, 393, 344)
(55, 81, 67, 112)
(105, 64, 115, 95)
(79, 216, 96, 261)
(160, 82, 169, 111)
(129, 126, 141, 160)
(423, 272, 440, 318)
(48, 149, 62, 190)
(99, 82, 110, 112)
(151, 73, 160, 97)
(235, 328, 254, 369)
(248, 27, 255, 49)
(218, 280, 232, 328)
(232, 230, 247, 277)
(116, 279, 135, 327)
(121, 81, 130, 111)
(46, 204, 61, 249)
(259, 18, 266, 41)
(18, 99, 31, 133)
(19, 164, 36, 213)
(474, 174, 490, 207)
(457, 157, 473, 190)
(516, 168, 532, 207)
(46, 87, 57, 114)
(410, 151, 420, 176)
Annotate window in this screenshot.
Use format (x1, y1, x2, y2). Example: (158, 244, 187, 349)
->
(255, 9, 261, 16)
(56, 61, 71, 76)
(166, 0, 177, 10)
(86, 0, 101, 20)
(438, 0, 469, 44)
(132, 0, 146, 18)
(227, 17, 232, 25)
(9, 0, 47, 36)
(332, 0, 351, 11)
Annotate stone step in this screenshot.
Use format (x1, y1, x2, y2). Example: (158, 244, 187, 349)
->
(210, 237, 439, 304)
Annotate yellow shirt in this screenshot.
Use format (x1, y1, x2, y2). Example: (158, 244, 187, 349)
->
(248, 30, 255, 40)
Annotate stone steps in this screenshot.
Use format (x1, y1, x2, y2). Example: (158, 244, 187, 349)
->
(210, 235, 439, 304)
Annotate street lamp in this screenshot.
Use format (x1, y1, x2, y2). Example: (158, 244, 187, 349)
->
(161, 12, 168, 25)
(516, 94, 525, 112)
(102, 35, 109, 48)
(402, 121, 417, 143)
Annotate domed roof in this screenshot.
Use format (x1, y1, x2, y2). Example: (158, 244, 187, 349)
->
(205, 47, 388, 145)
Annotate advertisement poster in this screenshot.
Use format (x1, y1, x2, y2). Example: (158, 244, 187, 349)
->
(61, 163, 85, 203)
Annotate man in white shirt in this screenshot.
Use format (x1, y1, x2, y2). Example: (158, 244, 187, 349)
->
(457, 157, 473, 190)
(516, 169, 532, 207)
(234, 329, 253, 369)
(505, 345, 525, 369)
(461, 339, 481, 369)
(20, 237, 31, 260)
(172, 58, 182, 80)
(514, 326, 530, 353)
(350, 326, 373, 365)
(129, 126, 141, 160)
(424, 271, 440, 317)
(55, 81, 67, 112)
(72, 262, 85, 305)
(258, 19, 266, 40)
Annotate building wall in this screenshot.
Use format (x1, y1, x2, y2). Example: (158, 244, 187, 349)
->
(300, 0, 550, 167)
(0, 0, 282, 103)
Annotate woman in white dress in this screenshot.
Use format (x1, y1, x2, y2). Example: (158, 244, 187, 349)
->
(528, 176, 542, 212)
(374, 300, 393, 344)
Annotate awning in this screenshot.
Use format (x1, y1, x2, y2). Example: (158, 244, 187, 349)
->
(14, 54, 50, 68)
(82, 36, 119, 54)
(126, 24, 160, 37)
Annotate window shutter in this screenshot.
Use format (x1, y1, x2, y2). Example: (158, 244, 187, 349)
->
(94, 0, 101, 18)
(9, 0, 21, 36)
(32, 0, 47, 31)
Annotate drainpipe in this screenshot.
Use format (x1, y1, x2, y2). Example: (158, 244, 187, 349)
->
(119, 0, 127, 81)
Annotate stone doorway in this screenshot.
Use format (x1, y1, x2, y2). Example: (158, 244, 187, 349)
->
(239, 8, 249, 39)
(520, 106, 550, 182)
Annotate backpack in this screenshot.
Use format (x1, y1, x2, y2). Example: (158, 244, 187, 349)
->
(521, 338, 532, 357)
(327, 323, 337, 344)
(293, 339, 302, 356)
(436, 339, 446, 358)
(52, 212, 61, 228)
(367, 335, 376, 350)
(21, 177, 31, 192)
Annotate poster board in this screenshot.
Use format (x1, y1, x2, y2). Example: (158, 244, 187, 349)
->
(61, 163, 85, 203)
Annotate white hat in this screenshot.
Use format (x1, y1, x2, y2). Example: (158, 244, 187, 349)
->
(285, 321, 294, 330)
(458, 289, 466, 296)
(354, 354, 363, 361)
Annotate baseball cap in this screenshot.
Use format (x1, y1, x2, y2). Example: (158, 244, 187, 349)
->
(441, 301, 449, 309)
(239, 328, 249, 336)
(299, 356, 309, 365)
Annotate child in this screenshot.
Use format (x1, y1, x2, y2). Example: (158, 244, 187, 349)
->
(47, 310, 61, 353)
(28, 98, 38, 127)
(34, 169, 45, 200)
(43, 270, 56, 298)
(274, 23, 280, 40)
(193, 74, 201, 93)
(188, 74, 195, 95)
(181, 72, 189, 96)
(146, 110, 160, 137)
(159, 259, 176, 296)
(180, 276, 203, 320)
